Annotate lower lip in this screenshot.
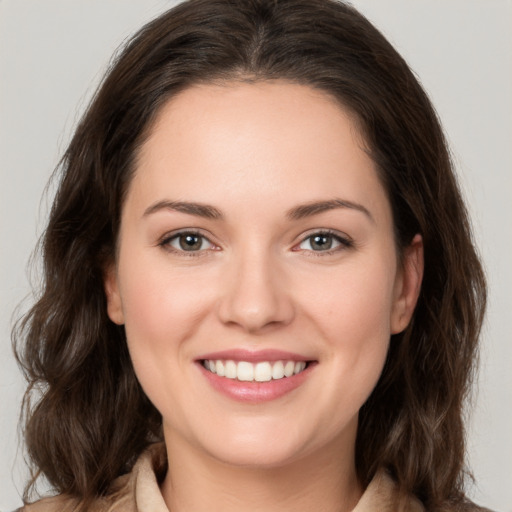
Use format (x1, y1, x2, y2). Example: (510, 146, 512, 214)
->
(198, 362, 315, 403)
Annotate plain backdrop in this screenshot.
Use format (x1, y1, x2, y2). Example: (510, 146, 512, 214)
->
(1, 1, 511, 511)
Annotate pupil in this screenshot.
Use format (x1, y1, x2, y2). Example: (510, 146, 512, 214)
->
(179, 234, 201, 251)
(312, 235, 332, 250)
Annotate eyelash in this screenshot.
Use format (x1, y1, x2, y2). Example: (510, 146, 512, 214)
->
(294, 230, 354, 256)
(158, 229, 353, 257)
(158, 230, 217, 257)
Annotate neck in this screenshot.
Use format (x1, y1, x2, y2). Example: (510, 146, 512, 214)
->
(161, 431, 362, 512)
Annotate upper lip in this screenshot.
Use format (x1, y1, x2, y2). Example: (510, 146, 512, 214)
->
(197, 349, 314, 363)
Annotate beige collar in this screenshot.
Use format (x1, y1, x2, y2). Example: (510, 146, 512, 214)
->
(129, 444, 424, 512)
(24, 443, 424, 512)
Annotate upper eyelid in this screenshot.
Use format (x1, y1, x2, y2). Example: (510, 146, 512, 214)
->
(296, 229, 353, 244)
(157, 228, 353, 250)
(159, 228, 215, 244)
(157, 230, 219, 256)
(293, 230, 354, 254)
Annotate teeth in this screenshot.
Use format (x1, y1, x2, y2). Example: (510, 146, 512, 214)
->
(237, 361, 254, 381)
(203, 359, 308, 382)
(215, 360, 225, 377)
(295, 361, 306, 373)
(225, 360, 237, 379)
(284, 361, 295, 377)
(254, 362, 272, 382)
(272, 361, 285, 379)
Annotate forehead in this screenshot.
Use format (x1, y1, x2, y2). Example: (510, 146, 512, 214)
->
(142, 81, 364, 160)
(128, 81, 390, 224)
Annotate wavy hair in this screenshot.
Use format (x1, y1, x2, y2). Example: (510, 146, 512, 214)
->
(14, 0, 486, 510)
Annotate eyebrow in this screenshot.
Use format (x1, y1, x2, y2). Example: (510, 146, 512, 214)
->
(143, 200, 223, 219)
(142, 198, 373, 222)
(286, 199, 374, 222)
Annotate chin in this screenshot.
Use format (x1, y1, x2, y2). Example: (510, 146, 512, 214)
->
(194, 420, 332, 469)
(207, 441, 306, 469)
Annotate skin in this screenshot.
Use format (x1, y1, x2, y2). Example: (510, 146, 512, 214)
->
(105, 81, 423, 512)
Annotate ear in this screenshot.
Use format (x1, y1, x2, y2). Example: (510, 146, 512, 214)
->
(390, 234, 424, 334)
(104, 264, 125, 325)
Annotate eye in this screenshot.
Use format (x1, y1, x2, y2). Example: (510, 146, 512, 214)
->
(161, 231, 216, 253)
(297, 231, 352, 252)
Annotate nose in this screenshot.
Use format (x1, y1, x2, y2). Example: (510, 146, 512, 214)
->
(217, 249, 295, 333)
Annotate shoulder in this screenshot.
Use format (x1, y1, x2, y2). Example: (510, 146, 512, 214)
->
(18, 474, 135, 512)
(354, 470, 424, 512)
(20, 495, 79, 512)
(355, 471, 498, 512)
(17, 443, 165, 512)
(18, 479, 134, 512)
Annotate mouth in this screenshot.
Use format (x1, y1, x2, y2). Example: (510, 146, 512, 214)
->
(201, 359, 310, 382)
(196, 350, 317, 402)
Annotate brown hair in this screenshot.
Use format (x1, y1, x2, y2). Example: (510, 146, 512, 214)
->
(14, 0, 486, 510)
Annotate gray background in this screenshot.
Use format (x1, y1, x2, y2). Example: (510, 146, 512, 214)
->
(1, 1, 511, 510)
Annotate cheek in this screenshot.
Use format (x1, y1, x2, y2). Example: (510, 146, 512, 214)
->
(119, 249, 213, 332)
(115, 262, 217, 422)
(115, 254, 214, 380)
(295, 255, 397, 395)
(299, 257, 397, 343)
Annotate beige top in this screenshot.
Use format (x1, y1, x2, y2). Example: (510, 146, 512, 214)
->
(23, 443, 424, 512)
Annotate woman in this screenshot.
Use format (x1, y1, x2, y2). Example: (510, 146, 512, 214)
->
(13, 0, 489, 511)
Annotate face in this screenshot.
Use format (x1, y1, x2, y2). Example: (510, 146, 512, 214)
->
(105, 81, 422, 469)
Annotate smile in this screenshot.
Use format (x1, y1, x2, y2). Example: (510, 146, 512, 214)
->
(202, 359, 308, 382)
